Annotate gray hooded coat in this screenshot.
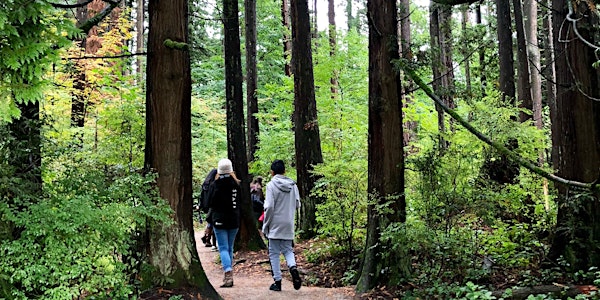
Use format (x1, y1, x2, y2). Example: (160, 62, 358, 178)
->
(262, 174, 300, 240)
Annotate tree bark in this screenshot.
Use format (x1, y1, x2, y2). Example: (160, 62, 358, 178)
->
(547, 0, 600, 270)
(496, 0, 515, 104)
(282, 0, 293, 76)
(357, 0, 406, 292)
(136, 0, 144, 79)
(223, 0, 266, 250)
(71, 0, 90, 128)
(513, 0, 533, 122)
(523, 0, 542, 127)
(291, 0, 324, 239)
(475, 3, 487, 96)
(429, 2, 454, 151)
(346, 0, 355, 32)
(328, 0, 339, 96)
(144, 0, 219, 293)
(399, 0, 416, 147)
(245, 0, 259, 162)
(461, 5, 472, 97)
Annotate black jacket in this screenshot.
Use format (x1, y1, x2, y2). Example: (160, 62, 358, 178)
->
(207, 174, 240, 229)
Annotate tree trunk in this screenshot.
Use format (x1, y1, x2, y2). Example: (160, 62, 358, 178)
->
(144, 0, 219, 293)
(399, 0, 416, 147)
(71, 0, 89, 128)
(475, 3, 487, 96)
(346, 0, 355, 32)
(291, 0, 324, 239)
(496, 0, 515, 104)
(429, 2, 454, 151)
(328, 0, 339, 96)
(547, 0, 600, 270)
(223, 0, 266, 251)
(542, 0, 555, 123)
(523, 0, 542, 127)
(136, 0, 144, 79)
(245, 0, 259, 162)
(429, 2, 444, 150)
(461, 5, 472, 97)
(513, 0, 533, 122)
(357, 0, 406, 292)
(282, 0, 292, 76)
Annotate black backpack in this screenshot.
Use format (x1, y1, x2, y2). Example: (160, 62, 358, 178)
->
(199, 168, 217, 213)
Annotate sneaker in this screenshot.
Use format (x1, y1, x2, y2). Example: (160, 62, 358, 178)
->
(269, 280, 281, 291)
(290, 266, 302, 290)
(211, 246, 218, 252)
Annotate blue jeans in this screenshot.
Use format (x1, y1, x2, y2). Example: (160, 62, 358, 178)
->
(268, 239, 296, 281)
(213, 227, 239, 272)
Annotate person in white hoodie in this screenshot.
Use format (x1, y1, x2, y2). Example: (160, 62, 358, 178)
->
(262, 159, 302, 291)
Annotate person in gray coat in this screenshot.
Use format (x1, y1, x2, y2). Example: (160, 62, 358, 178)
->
(263, 159, 302, 291)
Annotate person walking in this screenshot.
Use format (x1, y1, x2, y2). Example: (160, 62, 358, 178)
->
(207, 158, 241, 288)
(262, 160, 302, 291)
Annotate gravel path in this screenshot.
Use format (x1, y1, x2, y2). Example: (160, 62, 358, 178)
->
(195, 231, 355, 300)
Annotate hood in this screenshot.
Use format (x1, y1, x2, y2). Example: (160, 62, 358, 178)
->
(270, 174, 295, 193)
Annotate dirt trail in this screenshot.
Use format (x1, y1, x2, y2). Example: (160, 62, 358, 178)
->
(194, 230, 355, 300)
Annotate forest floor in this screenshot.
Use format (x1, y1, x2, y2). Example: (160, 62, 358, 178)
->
(140, 227, 359, 299)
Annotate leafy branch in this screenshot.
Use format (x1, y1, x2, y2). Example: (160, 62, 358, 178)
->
(398, 59, 599, 191)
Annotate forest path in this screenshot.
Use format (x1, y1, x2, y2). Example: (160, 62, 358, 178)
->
(194, 230, 356, 300)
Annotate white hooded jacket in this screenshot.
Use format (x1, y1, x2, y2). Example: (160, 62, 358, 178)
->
(262, 174, 300, 240)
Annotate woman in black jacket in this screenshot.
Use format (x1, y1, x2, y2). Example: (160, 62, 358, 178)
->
(207, 158, 240, 287)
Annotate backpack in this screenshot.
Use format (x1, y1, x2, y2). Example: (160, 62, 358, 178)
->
(199, 168, 217, 213)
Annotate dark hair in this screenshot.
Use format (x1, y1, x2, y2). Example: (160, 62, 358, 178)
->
(252, 176, 263, 185)
(270, 160, 285, 175)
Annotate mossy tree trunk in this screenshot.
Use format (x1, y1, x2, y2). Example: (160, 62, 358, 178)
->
(144, 0, 219, 296)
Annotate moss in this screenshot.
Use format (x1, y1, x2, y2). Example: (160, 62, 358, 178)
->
(163, 39, 189, 51)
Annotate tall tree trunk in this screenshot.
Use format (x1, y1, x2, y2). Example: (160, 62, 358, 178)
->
(476, 3, 487, 96)
(513, 0, 533, 122)
(282, 0, 293, 76)
(144, 0, 219, 293)
(429, 2, 454, 151)
(291, 0, 324, 239)
(461, 5, 472, 97)
(71, 0, 89, 128)
(496, 0, 515, 104)
(439, 4, 455, 123)
(399, 0, 416, 147)
(547, 0, 600, 270)
(346, 0, 355, 31)
(357, 0, 406, 292)
(328, 0, 338, 96)
(245, 0, 259, 162)
(523, 0, 542, 127)
(429, 2, 445, 150)
(136, 0, 144, 79)
(223, 0, 265, 250)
